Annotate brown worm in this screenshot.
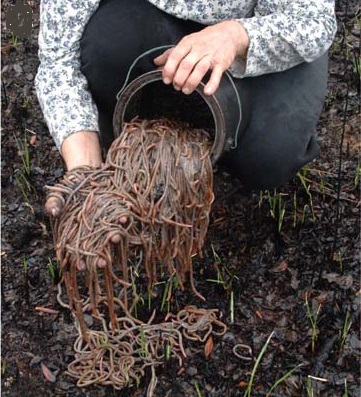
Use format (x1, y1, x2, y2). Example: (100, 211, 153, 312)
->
(47, 119, 226, 394)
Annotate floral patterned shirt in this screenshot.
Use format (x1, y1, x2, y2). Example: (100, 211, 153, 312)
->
(35, 0, 337, 150)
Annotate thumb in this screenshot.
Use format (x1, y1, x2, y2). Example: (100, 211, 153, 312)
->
(45, 196, 63, 218)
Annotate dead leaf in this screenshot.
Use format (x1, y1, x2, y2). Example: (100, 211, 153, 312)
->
(322, 273, 353, 288)
(41, 363, 56, 383)
(290, 275, 300, 290)
(237, 381, 249, 388)
(332, 251, 342, 262)
(315, 291, 329, 305)
(29, 135, 37, 146)
(30, 355, 43, 366)
(204, 335, 213, 358)
(270, 260, 288, 273)
(255, 309, 263, 319)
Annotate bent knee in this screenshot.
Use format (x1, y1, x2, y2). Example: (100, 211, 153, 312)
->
(221, 134, 320, 191)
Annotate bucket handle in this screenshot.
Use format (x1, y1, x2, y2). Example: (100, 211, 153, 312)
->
(116, 45, 174, 101)
(116, 45, 241, 149)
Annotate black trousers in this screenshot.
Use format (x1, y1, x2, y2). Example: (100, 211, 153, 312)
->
(80, 0, 328, 191)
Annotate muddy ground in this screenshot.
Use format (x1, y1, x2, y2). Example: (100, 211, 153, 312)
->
(1, 1, 360, 396)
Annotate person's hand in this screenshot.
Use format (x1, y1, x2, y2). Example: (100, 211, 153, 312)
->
(154, 20, 249, 96)
(45, 130, 103, 217)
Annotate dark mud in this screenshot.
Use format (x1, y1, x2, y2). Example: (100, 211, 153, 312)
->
(1, 1, 360, 396)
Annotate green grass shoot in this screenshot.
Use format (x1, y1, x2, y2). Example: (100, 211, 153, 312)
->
(193, 381, 203, 397)
(266, 364, 303, 397)
(304, 294, 322, 354)
(340, 308, 352, 352)
(243, 331, 275, 397)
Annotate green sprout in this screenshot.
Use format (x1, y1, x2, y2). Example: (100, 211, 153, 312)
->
(148, 286, 154, 312)
(193, 381, 203, 397)
(296, 168, 316, 222)
(160, 278, 171, 313)
(207, 245, 238, 323)
(243, 331, 275, 397)
(10, 33, 18, 47)
(23, 257, 29, 272)
(22, 94, 32, 109)
(304, 293, 322, 354)
(206, 245, 225, 284)
(130, 265, 143, 318)
(352, 56, 361, 77)
(139, 326, 148, 359)
(48, 258, 62, 282)
(14, 169, 33, 207)
(267, 189, 278, 219)
(14, 130, 31, 176)
(165, 338, 172, 361)
(262, 190, 288, 232)
(211, 243, 221, 265)
(123, 361, 130, 385)
(340, 308, 352, 352)
(266, 364, 303, 397)
(277, 193, 286, 232)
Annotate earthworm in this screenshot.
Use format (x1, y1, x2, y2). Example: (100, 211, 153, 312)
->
(232, 344, 253, 361)
(46, 119, 226, 394)
(66, 306, 226, 391)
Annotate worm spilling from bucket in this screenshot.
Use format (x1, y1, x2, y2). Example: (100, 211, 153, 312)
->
(46, 118, 227, 393)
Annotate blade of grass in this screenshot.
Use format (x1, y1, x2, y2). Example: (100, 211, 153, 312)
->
(266, 364, 303, 396)
(194, 381, 203, 397)
(243, 331, 275, 397)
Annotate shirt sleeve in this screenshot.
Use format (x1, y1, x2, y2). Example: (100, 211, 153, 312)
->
(230, 0, 337, 78)
(34, 0, 101, 151)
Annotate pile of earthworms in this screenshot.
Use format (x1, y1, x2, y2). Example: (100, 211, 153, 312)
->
(46, 119, 227, 393)
(67, 306, 227, 393)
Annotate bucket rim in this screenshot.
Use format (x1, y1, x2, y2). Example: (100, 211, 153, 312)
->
(112, 69, 227, 164)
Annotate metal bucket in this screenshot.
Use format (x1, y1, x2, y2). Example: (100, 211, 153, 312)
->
(113, 69, 241, 164)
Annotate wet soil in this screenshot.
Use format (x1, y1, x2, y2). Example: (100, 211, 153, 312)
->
(1, 1, 360, 396)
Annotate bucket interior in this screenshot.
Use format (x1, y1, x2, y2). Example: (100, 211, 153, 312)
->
(121, 81, 216, 138)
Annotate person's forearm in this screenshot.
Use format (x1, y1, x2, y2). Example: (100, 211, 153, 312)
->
(60, 130, 103, 171)
(35, 0, 101, 151)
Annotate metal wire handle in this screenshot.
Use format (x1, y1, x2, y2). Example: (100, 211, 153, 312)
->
(115, 45, 242, 149)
